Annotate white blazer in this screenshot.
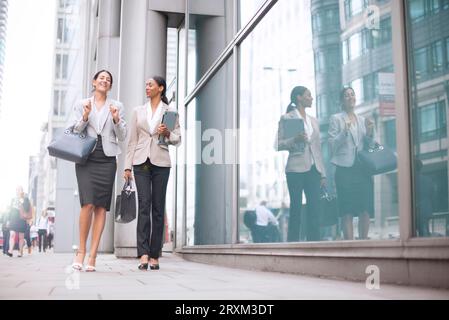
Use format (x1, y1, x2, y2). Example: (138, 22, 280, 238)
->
(71, 97, 128, 157)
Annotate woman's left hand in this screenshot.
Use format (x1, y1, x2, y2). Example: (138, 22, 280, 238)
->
(110, 105, 120, 124)
(320, 178, 327, 188)
(157, 124, 170, 138)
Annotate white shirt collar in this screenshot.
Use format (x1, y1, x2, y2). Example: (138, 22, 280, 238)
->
(147, 100, 164, 135)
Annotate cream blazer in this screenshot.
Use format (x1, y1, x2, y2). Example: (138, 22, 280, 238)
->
(125, 102, 181, 169)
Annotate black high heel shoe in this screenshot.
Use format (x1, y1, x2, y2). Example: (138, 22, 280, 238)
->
(138, 263, 148, 270)
(149, 259, 160, 270)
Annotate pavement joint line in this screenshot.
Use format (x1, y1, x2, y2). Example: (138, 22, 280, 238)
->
(177, 283, 196, 291)
(136, 279, 146, 285)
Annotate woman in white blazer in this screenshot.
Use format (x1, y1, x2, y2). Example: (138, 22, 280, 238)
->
(124, 76, 181, 270)
(277, 86, 326, 242)
(328, 87, 374, 240)
(71, 70, 128, 271)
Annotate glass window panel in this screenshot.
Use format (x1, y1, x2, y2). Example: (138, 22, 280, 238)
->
(406, 0, 449, 238)
(186, 59, 233, 245)
(188, 0, 235, 94)
(239, 0, 266, 31)
(349, 32, 362, 61)
(409, 0, 425, 21)
(239, 0, 398, 243)
(431, 40, 443, 73)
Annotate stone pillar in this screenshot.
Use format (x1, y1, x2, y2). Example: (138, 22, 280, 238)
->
(92, 0, 122, 254)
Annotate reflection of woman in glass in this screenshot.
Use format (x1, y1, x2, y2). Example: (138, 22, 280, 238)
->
(328, 87, 374, 240)
(277, 86, 327, 242)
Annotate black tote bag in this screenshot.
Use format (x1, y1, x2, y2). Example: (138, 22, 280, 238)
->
(319, 187, 338, 227)
(358, 142, 397, 176)
(47, 126, 97, 164)
(115, 179, 137, 224)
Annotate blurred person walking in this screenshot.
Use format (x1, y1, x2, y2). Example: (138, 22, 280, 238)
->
(37, 210, 49, 252)
(7, 187, 32, 257)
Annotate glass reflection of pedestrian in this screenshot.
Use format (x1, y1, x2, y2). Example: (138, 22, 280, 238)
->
(71, 70, 128, 272)
(277, 86, 327, 242)
(415, 159, 434, 237)
(328, 87, 374, 240)
(253, 201, 279, 243)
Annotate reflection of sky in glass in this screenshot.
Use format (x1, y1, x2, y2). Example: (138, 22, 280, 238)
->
(239, 0, 315, 211)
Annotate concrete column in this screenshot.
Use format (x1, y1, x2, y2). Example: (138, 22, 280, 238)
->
(95, 0, 122, 253)
(144, 10, 167, 80)
(193, 14, 234, 245)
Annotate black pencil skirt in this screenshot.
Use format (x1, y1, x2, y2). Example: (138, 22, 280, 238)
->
(335, 160, 374, 218)
(75, 135, 117, 211)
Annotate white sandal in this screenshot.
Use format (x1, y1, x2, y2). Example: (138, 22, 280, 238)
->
(85, 256, 97, 272)
(72, 251, 85, 271)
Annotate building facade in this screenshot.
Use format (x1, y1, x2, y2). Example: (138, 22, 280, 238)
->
(0, 0, 8, 120)
(41, 0, 449, 287)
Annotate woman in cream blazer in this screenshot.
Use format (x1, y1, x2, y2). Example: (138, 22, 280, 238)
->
(124, 76, 181, 271)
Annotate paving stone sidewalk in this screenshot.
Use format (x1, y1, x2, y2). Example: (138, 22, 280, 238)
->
(1, 251, 448, 300)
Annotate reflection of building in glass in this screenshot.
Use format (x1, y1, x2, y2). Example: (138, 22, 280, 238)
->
(0, 0, 8, 120)
(240, 0, 314, 227)
(312, 0, 398, 239)
(408, 0, 449, 236)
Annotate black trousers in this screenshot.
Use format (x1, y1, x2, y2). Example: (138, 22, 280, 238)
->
(134, 159, 170, 259)
(38, 229, 47, 252)
(2, 230, 9, 254)
(286, 166, 321, 242)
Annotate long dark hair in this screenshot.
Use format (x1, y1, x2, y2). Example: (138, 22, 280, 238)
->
(340, 86, 355, 110)
(92, 70, 113, 91)
(22, 197, 31, 213)
(152, 75, 169, 105)
(285, 86, 308, 113)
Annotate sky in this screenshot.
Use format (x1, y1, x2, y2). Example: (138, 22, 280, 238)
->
(0, 0, 56, 210)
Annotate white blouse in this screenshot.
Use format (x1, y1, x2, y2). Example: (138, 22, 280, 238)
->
(147, 101, 163, 135)
(90, 98, 110, 134)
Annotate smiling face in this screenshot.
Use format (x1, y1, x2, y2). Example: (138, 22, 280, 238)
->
(297, 89, 313, 109)
(92, 71, 112, 93)
(342, 87, 356, 111)
(146, 78, 164, 99)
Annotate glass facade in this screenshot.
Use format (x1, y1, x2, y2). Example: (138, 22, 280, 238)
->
(173, 0, 448, 248)
(406, 0, 449, 238)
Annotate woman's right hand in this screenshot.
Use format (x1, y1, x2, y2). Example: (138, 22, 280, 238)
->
(294, 132, 308, 143)
(82, 100, 92, 121)
(124, 170, 133, 180)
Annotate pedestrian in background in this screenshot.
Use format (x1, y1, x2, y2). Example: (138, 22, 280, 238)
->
(7, 186, 30, 257)
(37, 210, 49, 253)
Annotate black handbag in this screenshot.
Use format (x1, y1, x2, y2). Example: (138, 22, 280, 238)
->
(47, 126, 97, 164)
(319, 187, 338, 227)
(358, 142, 397, 175)
(115, 179, 137, 223)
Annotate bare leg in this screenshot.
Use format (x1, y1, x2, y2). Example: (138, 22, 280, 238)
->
(8, 231, 16, 254)
(342, 215, 354, 240)
(18, 233, 25, 256)
(358, 212, 370, 240)
(87, 206, 107, 267)
(74, 204, 94, 265)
